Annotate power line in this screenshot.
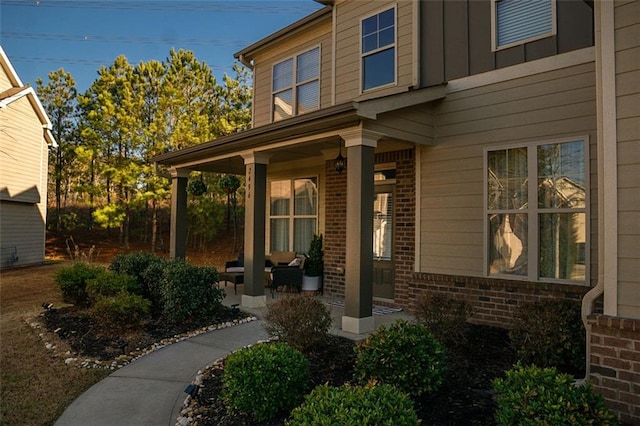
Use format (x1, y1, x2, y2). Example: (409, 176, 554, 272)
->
(2, 31, 249, 47)
(10, 56, 232, 70)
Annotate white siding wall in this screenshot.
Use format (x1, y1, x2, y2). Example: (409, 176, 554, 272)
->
(614, 0, 640, 317)
(0, 95, 49, 267)
(419, 62, 598, 278)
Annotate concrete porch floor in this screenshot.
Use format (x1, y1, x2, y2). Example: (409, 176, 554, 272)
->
(220, 282, 412, 340)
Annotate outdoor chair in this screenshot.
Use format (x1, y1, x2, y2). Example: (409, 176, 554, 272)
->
(269, 256, 305, 296)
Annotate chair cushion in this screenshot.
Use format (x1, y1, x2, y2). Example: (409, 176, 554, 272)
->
(269, 251, 296, 265)
(225, 266, 244, 273)
(288, 257, 302, 267)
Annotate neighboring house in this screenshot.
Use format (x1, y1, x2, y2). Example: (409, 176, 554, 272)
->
(0, 46, 57, 268)
(154, 0, 638, 422)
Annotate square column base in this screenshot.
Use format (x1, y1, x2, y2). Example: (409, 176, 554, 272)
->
(241, 294, 267, 309)
(342, 315, 375, 335)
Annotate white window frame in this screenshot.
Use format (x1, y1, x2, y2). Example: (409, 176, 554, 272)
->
(483, 136, 589, 285)
(360, 4, 397, 93)
(271, 46, 321, 122)
(491, 0, 557, 52)
(268, 176, 319, 254)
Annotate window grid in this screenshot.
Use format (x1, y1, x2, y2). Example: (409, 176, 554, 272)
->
(361, 6, 396, 92)
(272, 47, 320, 122)
(269, 178, 318, 254)
(485, 138, 587, 284)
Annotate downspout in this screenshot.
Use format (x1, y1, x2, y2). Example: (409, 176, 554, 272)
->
(578, 281, 604, 384)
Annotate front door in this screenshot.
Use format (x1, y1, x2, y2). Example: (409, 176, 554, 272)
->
(373, 187, 394, 299)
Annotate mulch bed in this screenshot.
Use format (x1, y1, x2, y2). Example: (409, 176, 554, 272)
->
(189, 324, 516, 425)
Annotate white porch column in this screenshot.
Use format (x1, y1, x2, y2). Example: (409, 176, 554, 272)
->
(241, 152, 270, 309)
(168, 167, 190, 259)
(341, 129, 382, 334)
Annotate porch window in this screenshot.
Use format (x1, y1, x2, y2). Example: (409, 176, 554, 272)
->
(486, 138, 586, 282)
(361, 7, 396, 92)
(492, 0, 556, 51)
(272, 47, 320, 122)
(269, 177, 318, 254)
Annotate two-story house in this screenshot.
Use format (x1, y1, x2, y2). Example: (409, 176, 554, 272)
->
(154, 1, 639, 422)
(0, 46, 57, 268)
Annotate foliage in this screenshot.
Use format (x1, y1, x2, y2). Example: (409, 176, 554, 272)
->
(287, 382, 419, 426)
(59, 211, 82, 232)
(219, 174, 241, 193)
(510, 299, 585, 375)
(91, 292, 151, 333)
(304, 234, 324, 277)
(222, 342, 309, 422)
(187, 179, 207, 196)
(354, 319, 447, 398)
(86, 270, 142, 302)
(108, 252, 167, 309)
(414, 293, 473, 349)
(264, 296, 332, 353)
(54, 262, 105, 306)
(92, 203, 126, 230)
(493, 363, 618, 426)
(159, 260, 223, 323)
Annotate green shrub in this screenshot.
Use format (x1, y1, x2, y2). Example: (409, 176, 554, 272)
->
(354, 319, 447, 398)
(288, 382, 419, 426)
(414, 293, 473, 349)
(264, 296, 332, 353)
(510, 299, 585, 375)
(86, 270, 142, 302)
(493, 363, 618, 425)
(160, 260, 222, 323)
(109, 252, 167, 313)
(222, 342, 309, 422)
(54, 262, 105, 306)
(91, 292, 151, 333)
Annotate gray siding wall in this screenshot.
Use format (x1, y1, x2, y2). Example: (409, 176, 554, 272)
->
(615, 0, 640, 317)
(420, 0, 594, 87)
(419, 61, 598, 280)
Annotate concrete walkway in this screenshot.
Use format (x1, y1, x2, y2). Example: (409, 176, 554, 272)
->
(55, 289, 409, 425)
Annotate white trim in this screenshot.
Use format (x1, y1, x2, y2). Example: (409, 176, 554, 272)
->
(360, 4, 398, 94)
(595, 0, 618, 316)
(447, 47, 594, 94)
(0, 46, 24, 87)
(491, 0, 557, 52)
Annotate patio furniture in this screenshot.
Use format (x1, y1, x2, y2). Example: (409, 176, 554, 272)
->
(218, 271, 244, 295)
(270, 256, 305, 296)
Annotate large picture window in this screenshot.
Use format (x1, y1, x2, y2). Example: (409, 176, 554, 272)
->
(361, 7, 396, 92)
(269, 178, 318, 254)
(486, 139, 586, 282)
(492, 0, 556, 51)
(272, 47, 320, 122)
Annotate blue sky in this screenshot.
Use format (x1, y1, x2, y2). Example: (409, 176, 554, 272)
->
(1, 0, 322, 93)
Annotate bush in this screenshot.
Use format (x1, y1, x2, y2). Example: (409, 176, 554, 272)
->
(288, 382, 419, 426)
(510, 299, 585, 375)
(414, 293, 473, 349)
(160, 260, 223, 323)
(222, 342, 309, 422)
(264, 296, 332, 353)
(493, 363, 618, 425)
(354, 319, 447, 398)
(54, 262, 105, 306)
(86, 270, 142, 302)
(91, 292, 151, 333)
(109, 252, 167, 313)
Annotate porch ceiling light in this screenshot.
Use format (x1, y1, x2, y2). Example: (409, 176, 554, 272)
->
(335, 137, 346, 173)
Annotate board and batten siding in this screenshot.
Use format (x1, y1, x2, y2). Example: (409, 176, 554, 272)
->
(419, 61, 598, 280)
(251, 18, 332, 128)
(334, 0, 415, 104)
(0, 95, 49, 267)
(614, 0, 640, 317)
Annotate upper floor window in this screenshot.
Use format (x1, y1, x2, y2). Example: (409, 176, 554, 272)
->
(272, 47, 320, 122)
(492, 0, 556, 51)
(361, 7, 396, 92)
(486, 139, 587, 283)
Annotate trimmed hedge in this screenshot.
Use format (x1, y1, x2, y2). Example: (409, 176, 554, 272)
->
(55, 262, 105, 306)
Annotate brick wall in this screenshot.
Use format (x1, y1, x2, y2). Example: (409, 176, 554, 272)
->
(588, 315, 640, 425)
(323, 148, 415, 308)
(409, 273, 589, 327)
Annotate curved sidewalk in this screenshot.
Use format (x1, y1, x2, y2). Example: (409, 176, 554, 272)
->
(55, 320, 268, 426)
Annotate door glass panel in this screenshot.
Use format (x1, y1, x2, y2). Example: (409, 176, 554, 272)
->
(373, 192, 393, 261)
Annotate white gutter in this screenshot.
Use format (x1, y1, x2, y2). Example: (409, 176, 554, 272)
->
(237, 54, 254, 71)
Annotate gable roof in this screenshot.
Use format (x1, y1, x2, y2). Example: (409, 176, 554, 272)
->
(0, 46, 58, 148)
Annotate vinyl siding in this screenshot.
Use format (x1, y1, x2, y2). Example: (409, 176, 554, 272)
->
(0, 94, 49, 268)
(615, 0, 640, 317)
(419, 62, 598, 280)
(335, 0, 415, 103)
(252, 18, 332, 128)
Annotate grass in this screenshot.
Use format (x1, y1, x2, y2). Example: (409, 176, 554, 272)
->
(0, 262, 110, 425)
